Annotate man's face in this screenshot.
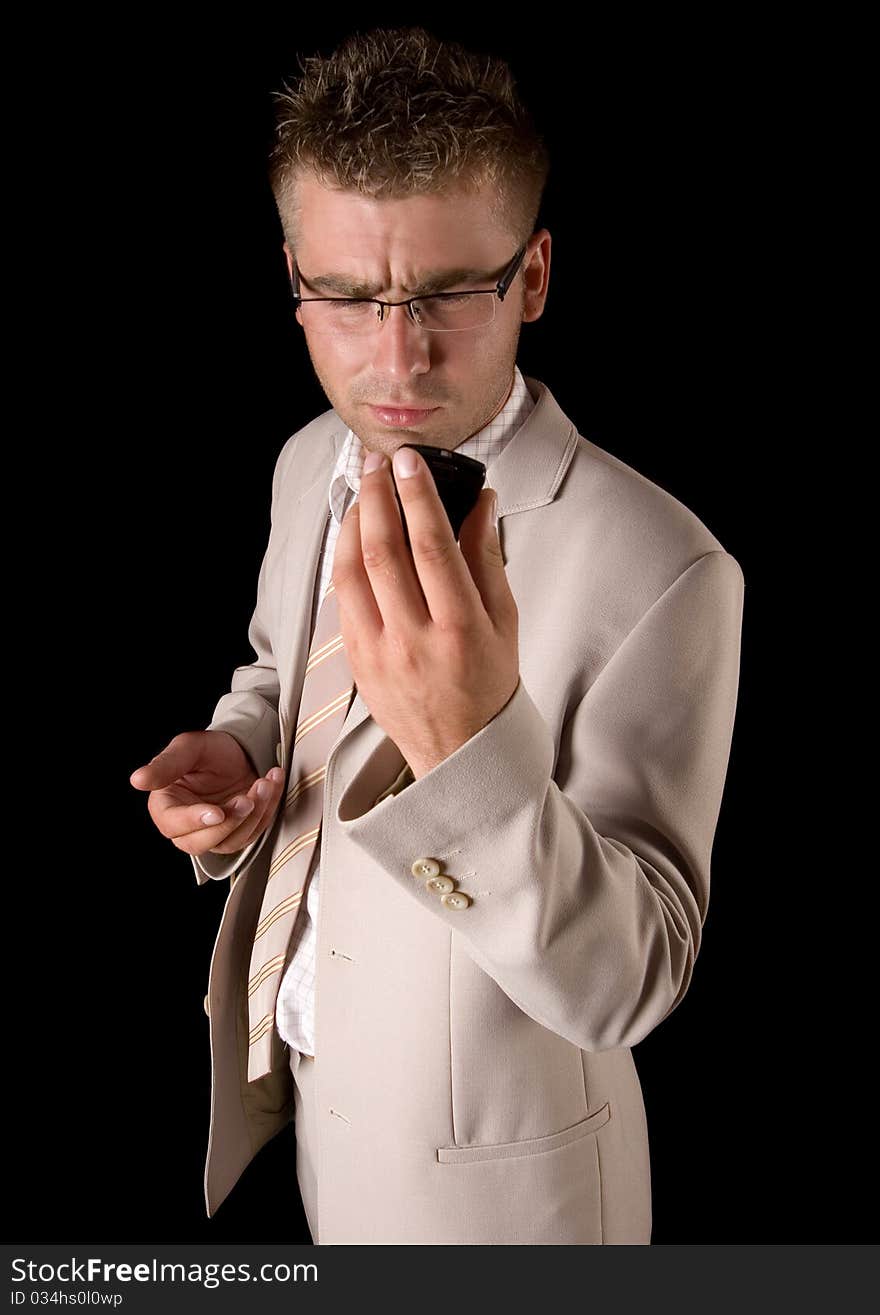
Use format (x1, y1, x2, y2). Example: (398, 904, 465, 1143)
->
(284, 174, 550, 457)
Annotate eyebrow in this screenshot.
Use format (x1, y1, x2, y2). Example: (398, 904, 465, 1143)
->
(299, 264, 498, 298)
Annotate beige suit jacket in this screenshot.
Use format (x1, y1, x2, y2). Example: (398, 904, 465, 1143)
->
(191, 374, 745, 1244)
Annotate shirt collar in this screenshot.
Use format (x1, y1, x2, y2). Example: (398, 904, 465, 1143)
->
(328, 363, 535, 525)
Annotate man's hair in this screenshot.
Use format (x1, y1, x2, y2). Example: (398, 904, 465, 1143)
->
(267, 25, 551, 258)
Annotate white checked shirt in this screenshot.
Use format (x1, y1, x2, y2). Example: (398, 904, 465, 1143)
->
(275, 364, 537, 1056)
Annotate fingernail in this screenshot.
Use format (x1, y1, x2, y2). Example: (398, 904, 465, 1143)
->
(393, 446, 419, 478)
(363, 449, 384, 474)
(492, 494, 499, 526)
(232, 797, 254, 816)
(201, 809, 222, 825)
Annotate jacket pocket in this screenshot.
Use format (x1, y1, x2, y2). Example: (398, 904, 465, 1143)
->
(436, 1101, 611, 1164)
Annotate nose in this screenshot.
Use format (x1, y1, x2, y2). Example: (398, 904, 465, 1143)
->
(369, 301, 431, 378)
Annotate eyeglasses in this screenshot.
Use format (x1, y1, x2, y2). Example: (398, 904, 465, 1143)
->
(289, 244, 527, 336)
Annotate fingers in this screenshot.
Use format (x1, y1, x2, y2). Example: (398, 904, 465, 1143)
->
(331, 497, 384, 642)
(389, 447, 484, 625)
(170, 768, 286, 857)
(204, 769, 285, 855)
(367, 448, 478, 629)
(361, 453, 434, 628)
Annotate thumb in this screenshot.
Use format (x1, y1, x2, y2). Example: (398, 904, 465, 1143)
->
(129, 738, 198, 790)
(471, 488, 499, 547)
(459, 489, 511, 615)
(487, 490, 499, 536)
(460, 488, 497, 543)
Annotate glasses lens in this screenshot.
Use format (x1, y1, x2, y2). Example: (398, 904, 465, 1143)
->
(299, 300, 378, 335)
(416, 294, 496, 332)
(298, 294, 496, 335)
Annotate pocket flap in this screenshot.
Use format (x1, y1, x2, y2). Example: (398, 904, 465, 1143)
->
(436, 1102, 611, 1164)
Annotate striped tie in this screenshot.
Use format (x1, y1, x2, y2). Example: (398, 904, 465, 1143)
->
(246, 578, 356, 1081)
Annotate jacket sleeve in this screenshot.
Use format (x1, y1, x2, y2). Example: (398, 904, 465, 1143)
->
(333, 549, 745, 1052)
(191, 441, 293, 887)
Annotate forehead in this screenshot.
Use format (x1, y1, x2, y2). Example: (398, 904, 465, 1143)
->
(293, 174, 510, 296)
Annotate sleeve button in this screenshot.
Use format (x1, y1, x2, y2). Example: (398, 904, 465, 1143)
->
(426, 875, 455, 895)
(411, 857, 441, 878)
(441, 891, 472, 910)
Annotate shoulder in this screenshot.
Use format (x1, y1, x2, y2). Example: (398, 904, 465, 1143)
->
(527, 429, 744, 672)
(562, 430, 740, 583)
(271, 405, 347, 498)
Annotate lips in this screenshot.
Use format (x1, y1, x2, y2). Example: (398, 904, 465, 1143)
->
(368, 404, 438, 428)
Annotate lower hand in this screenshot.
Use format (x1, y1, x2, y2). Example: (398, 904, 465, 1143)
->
(129, 730, 286, 855)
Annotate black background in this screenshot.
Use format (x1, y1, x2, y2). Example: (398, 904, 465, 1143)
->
(20, 11, 863, 1244)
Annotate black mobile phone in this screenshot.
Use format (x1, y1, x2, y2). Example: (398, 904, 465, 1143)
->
(392, 443, 486, 550)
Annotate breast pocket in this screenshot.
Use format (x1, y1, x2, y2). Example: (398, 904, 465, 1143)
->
(436, 1101, 611, 1164)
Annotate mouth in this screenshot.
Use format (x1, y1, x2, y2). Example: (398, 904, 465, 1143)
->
(368, 404, 439, 427)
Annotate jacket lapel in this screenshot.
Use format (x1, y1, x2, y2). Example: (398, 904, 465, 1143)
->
(275, 422, 347, 755)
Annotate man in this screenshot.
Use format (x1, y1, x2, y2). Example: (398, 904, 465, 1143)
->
(130, 26, 744, 1244)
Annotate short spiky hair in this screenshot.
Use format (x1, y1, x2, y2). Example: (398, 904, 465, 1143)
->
(267, 25, 551, 256)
